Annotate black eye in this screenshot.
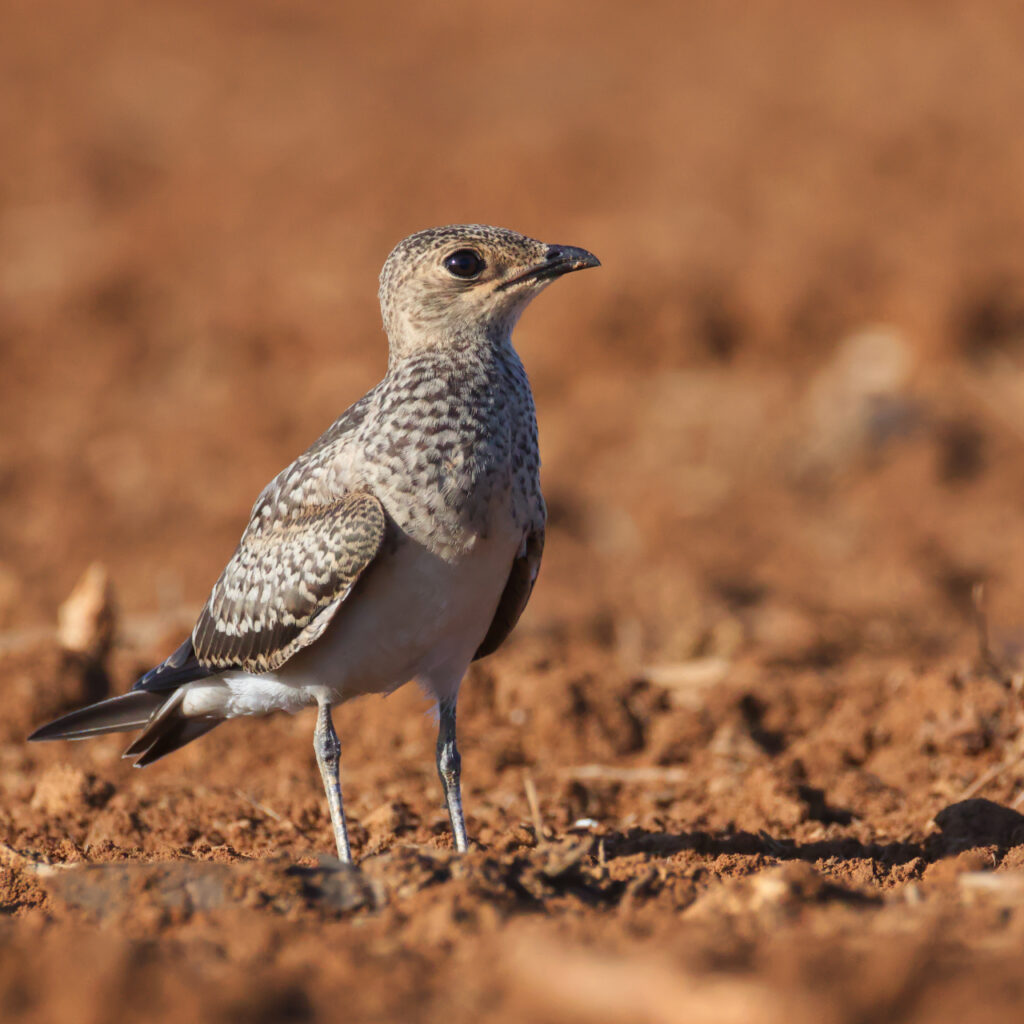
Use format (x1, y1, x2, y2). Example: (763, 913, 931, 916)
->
(444, 249, 485, 279)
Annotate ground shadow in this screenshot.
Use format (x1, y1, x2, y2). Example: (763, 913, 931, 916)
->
(599, 797, 1024, 868)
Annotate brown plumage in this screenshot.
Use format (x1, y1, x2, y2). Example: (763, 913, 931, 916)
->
(30, 224, 599, 861)
(194, 492, 386, 673)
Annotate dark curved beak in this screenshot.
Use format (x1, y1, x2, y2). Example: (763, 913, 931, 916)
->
(499, 244, 601, 290)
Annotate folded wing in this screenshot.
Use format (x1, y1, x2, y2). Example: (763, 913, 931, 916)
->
(474, 525, 544, 661)
(192, 490, 387, 674)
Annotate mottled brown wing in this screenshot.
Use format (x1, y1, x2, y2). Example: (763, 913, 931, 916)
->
(473, 526, 545, 661)
(192, 491, 386, 673)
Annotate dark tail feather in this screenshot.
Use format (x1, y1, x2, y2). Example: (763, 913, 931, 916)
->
(120, 688, 186, 757)
(28, 691, 165, 742)
(29, 687, 223, 766)
(132, 637, 209, 693)
(131, 717, 221, 766)
(120, 687, 222, 765)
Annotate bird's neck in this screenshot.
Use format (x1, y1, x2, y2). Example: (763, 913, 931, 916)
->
(385, 323, 518, 378)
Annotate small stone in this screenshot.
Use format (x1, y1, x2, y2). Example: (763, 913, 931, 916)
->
(57, 563, 117, 662)
(930, 798, 1024, 853)
(793, 324, 916, 477)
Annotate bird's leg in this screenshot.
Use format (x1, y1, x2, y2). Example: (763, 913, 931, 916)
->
(313, 700, 352, 864)
(436, 696, 468, 853)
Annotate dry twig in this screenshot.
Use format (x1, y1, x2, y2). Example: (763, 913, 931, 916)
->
(522, 771, 547, 844)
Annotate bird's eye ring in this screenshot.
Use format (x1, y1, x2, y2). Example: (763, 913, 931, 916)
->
(444, 249, 485, 279)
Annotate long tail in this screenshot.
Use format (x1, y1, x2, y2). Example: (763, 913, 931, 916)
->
(28, 691, 165, 740)
(28, 688, 222, 766)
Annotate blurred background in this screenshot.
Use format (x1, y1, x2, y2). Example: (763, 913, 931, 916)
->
(5, 2, 1024, 1022)
(4, 0, 1024, 649)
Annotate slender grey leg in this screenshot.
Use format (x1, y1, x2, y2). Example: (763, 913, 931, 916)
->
(313, 700, 352, 864)
(437, 697, 468, 853)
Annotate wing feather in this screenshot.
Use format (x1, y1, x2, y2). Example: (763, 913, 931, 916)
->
(473, 525, 544, 661)
(191, 491, 386, 674)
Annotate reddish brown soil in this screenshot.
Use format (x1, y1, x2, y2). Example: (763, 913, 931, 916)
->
(5, 2, 1024, 1021)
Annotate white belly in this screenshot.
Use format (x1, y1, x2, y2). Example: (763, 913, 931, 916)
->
(287, 526, 520, 699)
(181, 522, 521, 719)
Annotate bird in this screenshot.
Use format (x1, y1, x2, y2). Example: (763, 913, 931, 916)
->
(29, 224, 600, 862)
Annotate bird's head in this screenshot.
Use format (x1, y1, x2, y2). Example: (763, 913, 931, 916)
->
(378, 224, 600, 354)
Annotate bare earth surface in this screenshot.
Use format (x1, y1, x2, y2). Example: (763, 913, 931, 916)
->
(5, 2, 1024, 1021)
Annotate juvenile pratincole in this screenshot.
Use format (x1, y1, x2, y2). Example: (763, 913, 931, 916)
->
(30, 225, 599, 861)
